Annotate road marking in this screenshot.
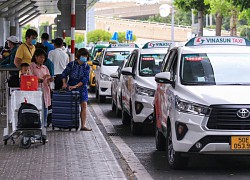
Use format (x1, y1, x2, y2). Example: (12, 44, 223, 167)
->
(90, 104, 153, 180)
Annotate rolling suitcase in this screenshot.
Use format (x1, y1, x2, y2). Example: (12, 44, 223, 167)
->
(52, 91, 80, 131)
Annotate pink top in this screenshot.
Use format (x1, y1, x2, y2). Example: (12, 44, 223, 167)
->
(29, 62, 51, 108)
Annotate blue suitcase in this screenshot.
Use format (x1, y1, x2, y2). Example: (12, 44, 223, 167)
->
(52, 91, 80, 131)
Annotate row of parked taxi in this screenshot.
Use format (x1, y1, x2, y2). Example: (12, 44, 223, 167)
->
(88, 36, 250, 169)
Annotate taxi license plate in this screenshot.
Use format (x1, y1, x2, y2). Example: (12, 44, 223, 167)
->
(231, 136, 250, 150)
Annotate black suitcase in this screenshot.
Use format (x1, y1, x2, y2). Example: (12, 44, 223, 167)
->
(52, 91, 80, 131)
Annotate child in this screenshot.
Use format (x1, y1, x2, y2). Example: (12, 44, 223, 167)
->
(29, 49, 53, 132)
(8, 63, 30, 87)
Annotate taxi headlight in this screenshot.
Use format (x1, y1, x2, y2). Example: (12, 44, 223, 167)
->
(136, 84, 155, 97)
(175, 96, 211, 116)
(100, 73, 111, 81)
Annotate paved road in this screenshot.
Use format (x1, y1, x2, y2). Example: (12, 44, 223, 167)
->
(88, 93, 250, 180)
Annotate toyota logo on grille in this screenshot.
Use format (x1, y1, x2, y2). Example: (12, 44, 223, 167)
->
(237, 109, 250, 119)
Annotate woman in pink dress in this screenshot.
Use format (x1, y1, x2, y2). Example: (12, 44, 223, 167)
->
(29, 48, 53, 129)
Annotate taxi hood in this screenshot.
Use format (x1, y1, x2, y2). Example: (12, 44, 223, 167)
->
(179, 85, 250, 105)
(136, 76, 156, 89)
(101, 66, 119, 76)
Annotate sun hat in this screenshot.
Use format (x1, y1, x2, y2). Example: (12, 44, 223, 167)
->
(7, 36, 19, 44)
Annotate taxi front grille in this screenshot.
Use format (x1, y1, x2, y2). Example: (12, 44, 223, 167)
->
(207, 105, 250, 130)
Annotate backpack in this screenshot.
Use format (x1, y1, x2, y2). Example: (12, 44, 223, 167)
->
(17, 102, 41, 128)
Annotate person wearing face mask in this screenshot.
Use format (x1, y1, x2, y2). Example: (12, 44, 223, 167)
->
(61, 48, 92, 131)
(14, 29, 38, 67)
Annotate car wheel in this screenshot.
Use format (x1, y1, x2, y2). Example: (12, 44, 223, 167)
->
(155, 107, 166, 150)
(90, 85, 95, 92)
(95, 88, 99, 99)
(98, 94, 106, 103)
(111, 98, 116, 111)
(122, 109, 131, 125)
(131, 119, 142, 135)
(166, 124, 189, 169)
(116, 105, 122, 117)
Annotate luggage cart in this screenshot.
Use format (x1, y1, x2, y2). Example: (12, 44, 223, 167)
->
(3, 89, 47, 149)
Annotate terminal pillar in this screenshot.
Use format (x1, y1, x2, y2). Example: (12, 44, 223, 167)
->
(0, 18, 5, 46)
(10, 17, 16, 36)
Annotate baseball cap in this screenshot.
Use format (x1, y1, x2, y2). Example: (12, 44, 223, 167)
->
(7, 36, 19, 43)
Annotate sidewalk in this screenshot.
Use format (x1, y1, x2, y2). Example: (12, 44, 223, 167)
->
(0, 108, 126, 180)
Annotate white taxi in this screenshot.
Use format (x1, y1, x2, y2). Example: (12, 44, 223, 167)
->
(93, 43, 138, 103)
(110, 59, 127, 117)
(121, 41, 171, 135)
(154, 36, 250, 169)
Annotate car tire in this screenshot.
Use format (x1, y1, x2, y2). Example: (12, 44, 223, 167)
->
(111, 98, 116, 111)
(155, 108, 166, 150)
(98, 94, 106, 103)
(131, 119, 142, 135)
(116, 105, 122, 117)
(122, 109, 131, 125)
(95, 88, 99, 99)
(90, 85, 95, 92)
(166, 123, 189, 169)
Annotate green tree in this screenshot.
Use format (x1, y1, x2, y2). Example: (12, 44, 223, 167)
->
(65, 33, 85, 45)
(174, 0, 210, 36)
(117, 32, 137, 42)
(204, 0, 230, 36)
(240, 25, 250, 39)
(229, 0, 250, 36)
(87, 29, 112, 43)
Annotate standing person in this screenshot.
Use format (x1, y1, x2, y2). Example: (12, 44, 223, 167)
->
(41, 33, 54, 53)
(48, 38, 69, 90)
(29, 49, 53, 131)
(0, 36, 19, 67)
(61, 48, 92, 131)
(14, 29, 38, 67)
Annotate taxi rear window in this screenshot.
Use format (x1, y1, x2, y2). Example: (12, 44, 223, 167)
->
(103, 51, 130, 66)
(181, 53, 250, 85)
(139, 54, 165, 76)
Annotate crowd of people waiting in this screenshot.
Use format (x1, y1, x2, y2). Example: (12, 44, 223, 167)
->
(0, 29, 92, 138)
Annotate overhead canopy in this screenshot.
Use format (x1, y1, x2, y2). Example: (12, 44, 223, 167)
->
(0, 0, 97, 22)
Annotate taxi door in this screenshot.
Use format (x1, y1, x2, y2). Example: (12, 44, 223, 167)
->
(121, 51, 138, 114)
(156, 49, 178, 129)
(95, 50, 105, 90)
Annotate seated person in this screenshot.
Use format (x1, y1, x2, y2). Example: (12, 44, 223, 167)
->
(8, 63, 29, 87)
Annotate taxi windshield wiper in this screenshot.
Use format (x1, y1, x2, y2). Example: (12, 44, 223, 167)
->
(219, 83, 250, 85)
(182, 81, 216, 85)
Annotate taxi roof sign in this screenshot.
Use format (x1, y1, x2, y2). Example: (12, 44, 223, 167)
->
(108, 43, 139, 48)
(186, 36, 250, 46)
(142, 41, 172, 49)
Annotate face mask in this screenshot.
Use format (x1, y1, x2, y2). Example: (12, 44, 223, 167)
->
(31, 39, 36, 45)
(79, 56, 87, 63)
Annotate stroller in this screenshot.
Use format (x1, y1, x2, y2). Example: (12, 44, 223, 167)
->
(3, 90, 47, 149)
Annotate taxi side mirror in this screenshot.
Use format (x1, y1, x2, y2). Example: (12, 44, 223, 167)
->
(121, 67, 135, 77)
(155, 72, 172, 84)
(110, 72, 119, 79)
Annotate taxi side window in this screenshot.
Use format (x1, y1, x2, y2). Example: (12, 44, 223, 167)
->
(127, 51, 138, 72)
(162, 51, 173, 72)
(165, 49, 178, 72)
(169, 53, 178, 80)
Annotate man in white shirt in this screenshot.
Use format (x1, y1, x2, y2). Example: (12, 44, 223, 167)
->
(48, 38, 69, 90)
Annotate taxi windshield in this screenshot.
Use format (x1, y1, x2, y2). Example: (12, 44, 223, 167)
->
(181, 53, 250, 85)
(103, 51, 130, 66)
(139, 54, 165, 76)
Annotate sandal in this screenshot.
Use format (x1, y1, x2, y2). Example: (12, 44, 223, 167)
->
(80, 127, 92, 131)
